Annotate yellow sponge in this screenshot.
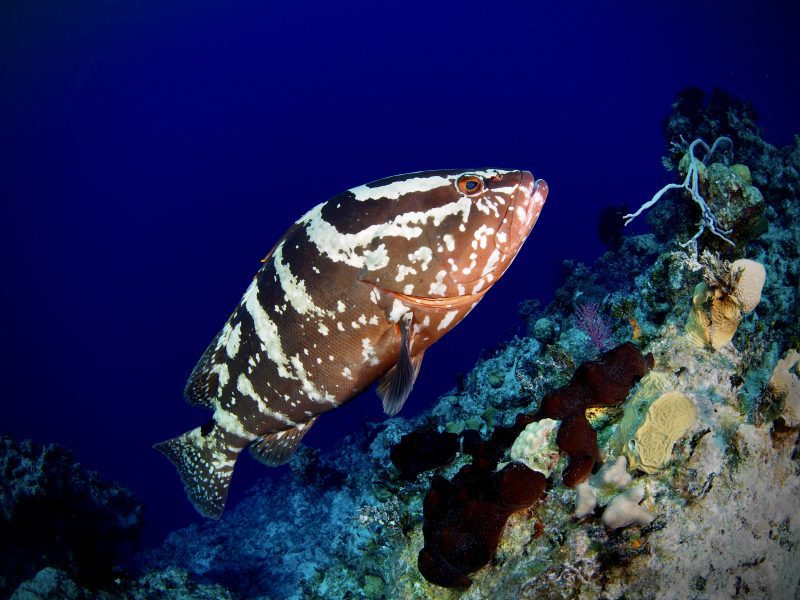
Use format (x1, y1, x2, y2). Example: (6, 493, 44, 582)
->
(685, 259, 766, 349)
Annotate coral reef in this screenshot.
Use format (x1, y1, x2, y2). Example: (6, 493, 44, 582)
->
(383, 343, 651, 589)
(142, 427, 379, 599)
(137, 92, 799, 599)
(0, 436, 143, 598)
(0, 437, 237, 599)
(9, 566, 234, 600)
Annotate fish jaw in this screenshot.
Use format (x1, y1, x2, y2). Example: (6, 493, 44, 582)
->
(496, 171, 548, 256)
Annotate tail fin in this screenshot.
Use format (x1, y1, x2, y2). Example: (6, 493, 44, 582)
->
(154, 424, 240, 519)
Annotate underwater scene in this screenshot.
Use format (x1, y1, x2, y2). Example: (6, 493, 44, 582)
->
(2, 1, 800, 599)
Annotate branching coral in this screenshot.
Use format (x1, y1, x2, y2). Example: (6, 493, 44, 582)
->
(624, 137, 735, 246)
(602, 485, 655, 529)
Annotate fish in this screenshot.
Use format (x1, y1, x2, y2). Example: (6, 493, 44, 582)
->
(155, 168, 549, 518)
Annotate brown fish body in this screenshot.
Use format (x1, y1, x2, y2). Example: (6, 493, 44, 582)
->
(155, 168, 548, 517)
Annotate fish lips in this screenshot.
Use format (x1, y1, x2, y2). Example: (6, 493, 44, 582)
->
(495, 171, 548, 256)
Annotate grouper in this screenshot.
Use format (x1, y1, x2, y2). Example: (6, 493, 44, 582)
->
(155, 169, 549, 517)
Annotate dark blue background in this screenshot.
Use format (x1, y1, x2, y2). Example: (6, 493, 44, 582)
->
(2, 0, 798, 544)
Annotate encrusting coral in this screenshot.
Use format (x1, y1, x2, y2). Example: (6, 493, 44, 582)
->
(629, 391, 697, 473)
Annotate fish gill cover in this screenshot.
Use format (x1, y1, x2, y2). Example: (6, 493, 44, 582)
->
(2, 0, 800, 598)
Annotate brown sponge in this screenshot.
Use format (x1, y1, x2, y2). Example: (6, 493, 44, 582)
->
(393, 342, 653, 589)
(536, 342, 654, 487)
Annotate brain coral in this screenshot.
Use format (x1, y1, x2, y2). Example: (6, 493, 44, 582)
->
(730, 258, 766, 312)
(614, 381, 698, 474)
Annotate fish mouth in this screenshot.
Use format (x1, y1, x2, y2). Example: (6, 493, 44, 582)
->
(496, 171, 548, 255)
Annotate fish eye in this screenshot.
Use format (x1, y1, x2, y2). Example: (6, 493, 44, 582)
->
(457, 175, 483, 196)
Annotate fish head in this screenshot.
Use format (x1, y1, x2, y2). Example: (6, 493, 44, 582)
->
(426, 169, 548, 293)
(353, 169, 548, 306)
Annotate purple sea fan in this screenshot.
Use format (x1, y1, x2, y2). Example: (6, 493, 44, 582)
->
(575, 302, 612, 352)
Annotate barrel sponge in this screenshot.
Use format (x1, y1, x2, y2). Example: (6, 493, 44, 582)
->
(769, 349, 800, 428)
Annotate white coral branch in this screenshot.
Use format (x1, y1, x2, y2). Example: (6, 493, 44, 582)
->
(625, 136, 735, 247)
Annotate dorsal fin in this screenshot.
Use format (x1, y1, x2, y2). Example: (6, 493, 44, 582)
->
(249, 417, 318, 466)
(377, 317, 425, 417)
(183, 333, 224, 408)
(184, 231, 299, 409)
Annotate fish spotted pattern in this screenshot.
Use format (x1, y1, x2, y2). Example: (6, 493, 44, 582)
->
(155, 168, 548, 517)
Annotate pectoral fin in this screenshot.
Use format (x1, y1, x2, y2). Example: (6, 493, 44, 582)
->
(249, 417, 317, 466)
(377, 317, 425, 417)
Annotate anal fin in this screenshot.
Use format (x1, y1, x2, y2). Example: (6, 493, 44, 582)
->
(249, 417, 318, 466)
(377, 316, 425, 417)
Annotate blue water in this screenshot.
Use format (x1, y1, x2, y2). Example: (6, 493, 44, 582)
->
(2, 0, 798, 546)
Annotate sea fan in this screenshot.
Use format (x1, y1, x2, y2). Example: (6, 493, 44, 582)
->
(575, 302, 611, 352)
